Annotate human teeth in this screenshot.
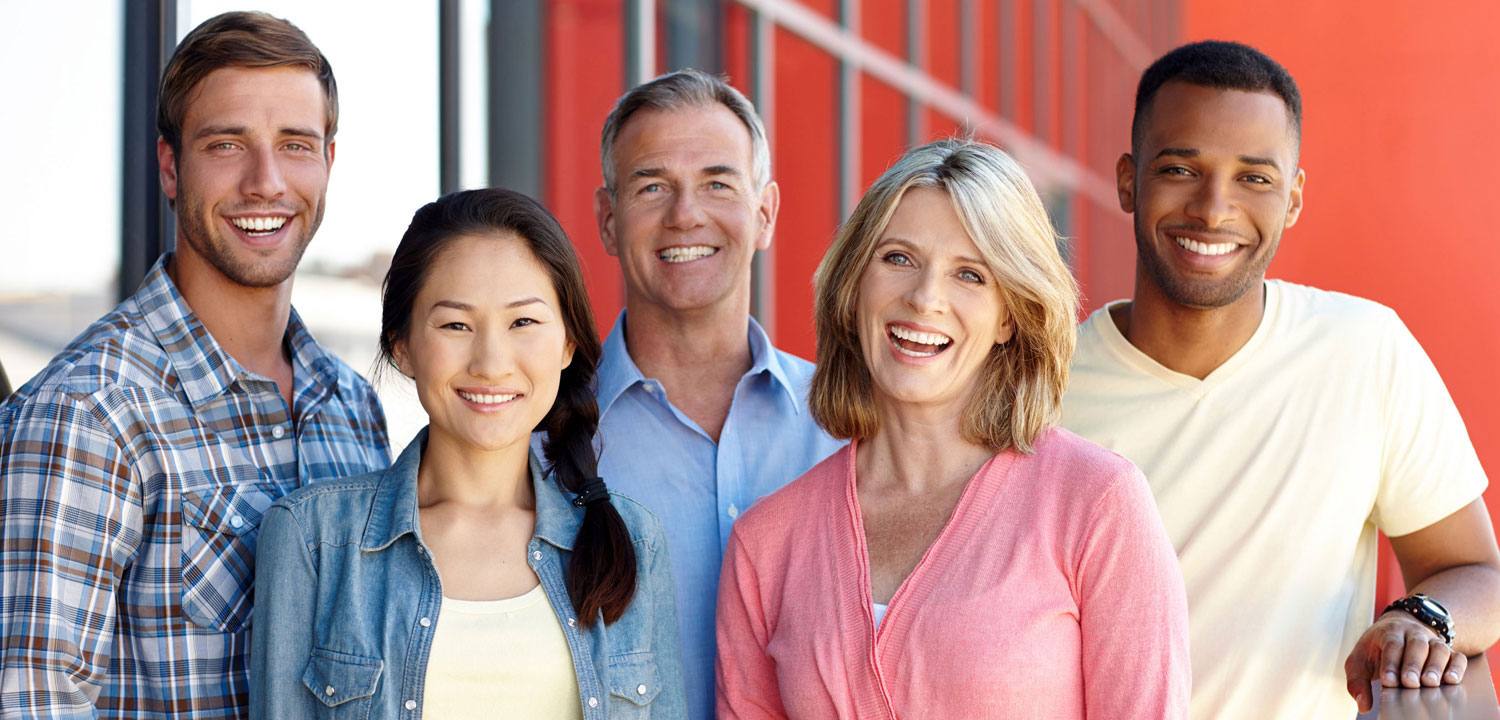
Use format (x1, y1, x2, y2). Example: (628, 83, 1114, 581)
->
(457, 390, 517, 404)
(231, 216, 287, 233)
(1173, 236, 1236, 256)
(890, 325, 951, 346)
(659, 246, 717, 263)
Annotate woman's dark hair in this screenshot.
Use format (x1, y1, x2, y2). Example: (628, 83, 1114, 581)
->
(379, 188, 636, 626)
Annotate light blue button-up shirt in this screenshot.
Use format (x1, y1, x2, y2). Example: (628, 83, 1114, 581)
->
(594, 311, 845, 720)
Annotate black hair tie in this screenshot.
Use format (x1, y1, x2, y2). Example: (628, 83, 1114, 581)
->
(572, 477, 610, 508)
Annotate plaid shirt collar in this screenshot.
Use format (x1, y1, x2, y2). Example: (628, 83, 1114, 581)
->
(136, 253, 342, 413)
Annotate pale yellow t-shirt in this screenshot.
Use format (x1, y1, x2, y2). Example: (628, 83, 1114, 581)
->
(422, 584, 584, 719)
(1061, 280, 1487, 720)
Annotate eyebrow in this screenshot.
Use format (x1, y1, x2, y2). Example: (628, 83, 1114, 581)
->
(192, 125, 324, 141)
(1152, 147, 1281, 171)
(431, 297, 546, 312)
(629, 165, 744, 181)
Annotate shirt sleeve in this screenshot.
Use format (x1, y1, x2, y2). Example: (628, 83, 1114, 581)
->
(248, 503, 321, 720)
(1076, 465, 1191, 720)
(715, 527, 788, 720)
(1372, 310, 1488, 537)
(644, 517, 687, 715)
(0, 388, 143, 718)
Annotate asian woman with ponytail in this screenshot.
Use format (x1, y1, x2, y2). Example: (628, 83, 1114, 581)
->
(250, 188, 685, 719)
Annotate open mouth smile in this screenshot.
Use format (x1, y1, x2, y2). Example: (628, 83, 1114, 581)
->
(659, 245, 717, 263)
(456, 389, 521, 409)
(1172, 234, 1239, 256)
(887, 324, 952, 358)
(229, 216, 289, 238)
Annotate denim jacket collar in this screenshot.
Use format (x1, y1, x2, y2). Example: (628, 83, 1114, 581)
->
(360, 427, 585, 552)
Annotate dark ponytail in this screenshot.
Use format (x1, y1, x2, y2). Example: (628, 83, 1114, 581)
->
(380, 188, 636, 626)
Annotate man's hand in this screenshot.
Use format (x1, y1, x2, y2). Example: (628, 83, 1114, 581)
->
(1345, 611, 1466, 713)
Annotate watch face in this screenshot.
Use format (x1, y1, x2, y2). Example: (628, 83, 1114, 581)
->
(1416, 595, 1452, 621)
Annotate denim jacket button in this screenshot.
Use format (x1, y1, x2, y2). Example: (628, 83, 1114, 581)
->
(405, 699, 417, 710)
(588, 697, 598, 708)
(324, 685, 335, 696)
(532, 550, 542, 561)
(637, 683, 648, 695)
(419, 617, 432, 628)
(567, 617, 576, 627)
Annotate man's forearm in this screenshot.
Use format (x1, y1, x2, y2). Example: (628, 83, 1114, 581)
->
(1406, 562, 1500, 655)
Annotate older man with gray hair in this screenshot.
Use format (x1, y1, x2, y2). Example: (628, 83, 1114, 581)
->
(590, 69, 842, 717)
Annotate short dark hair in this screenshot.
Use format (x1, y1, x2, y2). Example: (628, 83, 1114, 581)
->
(1132, 40, 1301, 156)
(380, 189, 637, 627)
(158, 11, 338, 156)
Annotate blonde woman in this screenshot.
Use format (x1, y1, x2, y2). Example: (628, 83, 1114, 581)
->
(715, 139, 1189, 718)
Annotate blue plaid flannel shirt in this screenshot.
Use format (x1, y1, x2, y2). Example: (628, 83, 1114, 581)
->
(0, 255, 391, 718)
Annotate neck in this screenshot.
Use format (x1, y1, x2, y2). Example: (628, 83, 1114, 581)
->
(1117, 267, 1267, 380)
(857, 398, 994, 494)
(167, 248, 295, 378)
(621, 294, 754, 380)
(416, 429, 536, 510)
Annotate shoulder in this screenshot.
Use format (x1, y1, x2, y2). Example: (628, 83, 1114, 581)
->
(269, 468, 386, 541)
(606, 490, 668, 553)
(1269, 280, 1403, 334)
(5, 302, 167, 408)
(1025, 427, 1146, 500)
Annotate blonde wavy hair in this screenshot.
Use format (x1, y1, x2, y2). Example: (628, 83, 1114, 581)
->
(810, 138, 1079, 454)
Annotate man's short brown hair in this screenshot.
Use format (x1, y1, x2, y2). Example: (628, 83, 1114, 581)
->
(157, 11, 337, 155)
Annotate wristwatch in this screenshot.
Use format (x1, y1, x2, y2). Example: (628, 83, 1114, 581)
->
(1383, 593, 1455, 645)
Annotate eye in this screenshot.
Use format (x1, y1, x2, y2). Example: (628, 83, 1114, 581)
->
(640, 182, 664, 194)
(881, 251, 913, 267)
(709, 180, 731, 191)
(957, 268, 985, 284)
(210, 141, 237, 151)
(1242, 174, 1273, 185)
(511, 317, 537, 329)
(284, 141, 313, 152)
(439, 321, 470, 332)
(1159, 165, 1193, 177)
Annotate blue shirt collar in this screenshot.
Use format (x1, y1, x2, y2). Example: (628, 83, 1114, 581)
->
(595, 309, 801, 417)
(137, 253, 340, 412)
(361, 427, 584, 552)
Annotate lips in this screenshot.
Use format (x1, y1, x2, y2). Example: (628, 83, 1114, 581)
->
(658, 245, 717, 263)
(1171, 234, 1238, 256)
(887, 323, 952, 358)
(228, 215, 289, 237)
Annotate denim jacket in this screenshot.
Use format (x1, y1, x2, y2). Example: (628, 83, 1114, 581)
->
(249, 428, 686, 719)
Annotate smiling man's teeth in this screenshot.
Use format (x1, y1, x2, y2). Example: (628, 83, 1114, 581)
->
(890, 325, 952, 347)
(457, 390, 517, 405)
(1173, 236, 1237, 256)
(659, 246, 717, 263)
(231, 216, 288, 235)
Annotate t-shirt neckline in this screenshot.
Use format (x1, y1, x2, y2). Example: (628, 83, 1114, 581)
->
(1093, 280, 1282, 397)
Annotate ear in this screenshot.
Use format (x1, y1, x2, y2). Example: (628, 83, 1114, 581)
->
(560, 336, 576, 370)
(391, 336, 415, 378)
(594, 186, 620, 256)
(326, 139, 336, 171)
(1284, 167, 1305, 230)
(158, 137, 179, 202)
(1115, 153, 1136, 214)
(995, 305, 1015, 346)
(754, 180, 781, 252)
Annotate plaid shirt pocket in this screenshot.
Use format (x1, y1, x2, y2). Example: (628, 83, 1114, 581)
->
(180, 482, 280, 633)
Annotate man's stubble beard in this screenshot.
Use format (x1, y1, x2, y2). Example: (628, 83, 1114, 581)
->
(1133, 212, 1276, 310)
(175, 182, 324, 289)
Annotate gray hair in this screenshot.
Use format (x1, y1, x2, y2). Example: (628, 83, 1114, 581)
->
(599, 69, 771, 195)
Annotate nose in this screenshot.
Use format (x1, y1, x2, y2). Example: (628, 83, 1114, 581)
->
(1184, 175, 1236, 228)
(904, 266, 946, 315)
(240, 145, 287, 200)
(468, 326, 514, 381)
(663, 187, 708, 231)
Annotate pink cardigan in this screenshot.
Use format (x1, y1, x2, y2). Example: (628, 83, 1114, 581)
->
(715, 428, 1189, 719)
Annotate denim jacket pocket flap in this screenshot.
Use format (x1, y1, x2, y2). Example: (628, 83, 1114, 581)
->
(607, 654, 661, 707)
(301, 648, 384, 708)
